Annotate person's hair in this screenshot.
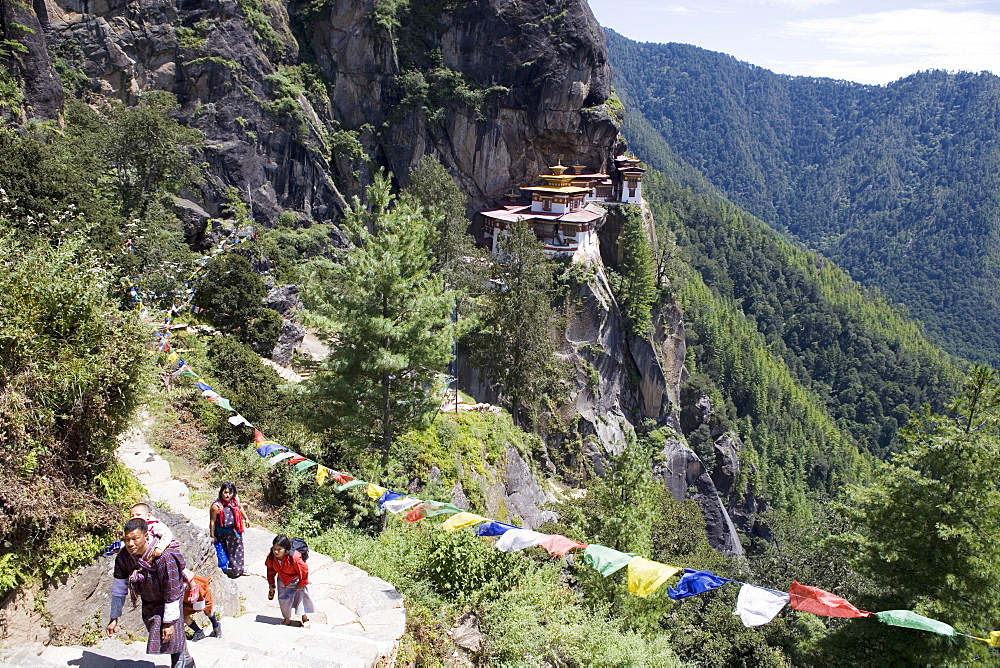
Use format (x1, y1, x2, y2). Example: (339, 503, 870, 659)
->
(271, 535, 292, 552)
(131, 502, 151, 515)
(124, 517, 148, 535)
(219, 482, 237, 498)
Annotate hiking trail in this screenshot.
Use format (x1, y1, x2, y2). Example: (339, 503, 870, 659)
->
(0, 411, 405, 667)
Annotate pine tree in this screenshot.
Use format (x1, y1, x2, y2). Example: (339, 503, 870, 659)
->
(473, 221, 554, 425)
(304, 171, 456, 472)
(829, 365, 1000, 664)
(615, 204, 658, 337)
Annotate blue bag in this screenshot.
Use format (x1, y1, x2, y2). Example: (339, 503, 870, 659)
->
(214, 541, 229, 570)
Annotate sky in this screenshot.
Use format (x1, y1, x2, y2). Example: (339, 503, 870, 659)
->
(587, 0, 1000, 85)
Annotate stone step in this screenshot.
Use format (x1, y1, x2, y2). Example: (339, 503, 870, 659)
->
(145, 478, 191, 508)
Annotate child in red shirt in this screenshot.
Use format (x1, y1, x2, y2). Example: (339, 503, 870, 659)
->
(264, 535, 314, 627)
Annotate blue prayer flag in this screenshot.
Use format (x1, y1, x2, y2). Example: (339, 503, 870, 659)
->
(475, 521, 519, 537)
(667, 569, 730, 600)
(377, 490, 405, 508)
(256, 442, 288, 457)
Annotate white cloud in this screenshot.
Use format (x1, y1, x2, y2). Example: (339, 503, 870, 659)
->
(781, 8, 1000, 80)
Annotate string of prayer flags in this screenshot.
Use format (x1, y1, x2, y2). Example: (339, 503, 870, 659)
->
(735, 584, 790, 627)
(494, 528, 547, 552)
(293, 459, 317, 473)
(337, 479, 368, 493)
(442, 512, 490, 532)
(667, 569, 730, 600)
(788, 582, 872, 618)
(583, 544, 638, 577)
(537, 534, 586, 557)
(366, 483, 388, 500)
(475, 521, 519, 537)
(626, 557, 681, 597)
(267, 451, 296, 466)
(316, 465, 330, 486)
(876, 610, 956, 637)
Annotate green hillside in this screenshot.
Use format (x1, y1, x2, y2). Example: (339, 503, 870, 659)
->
(606, 29, 1000, 366)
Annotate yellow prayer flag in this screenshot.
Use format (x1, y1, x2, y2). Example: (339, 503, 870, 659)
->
(366, 483, 388, 500)
(441, 512, 490, 532)
(626, 557, 681, 597)
(990, 631, 1000, 647)
(166, 351, 179, 364)
(316, 465, 329, 486)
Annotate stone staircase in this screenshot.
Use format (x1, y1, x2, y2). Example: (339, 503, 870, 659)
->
(0, 415, 405, 667)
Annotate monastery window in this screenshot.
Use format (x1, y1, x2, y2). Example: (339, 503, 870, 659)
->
(543, 199, 551, 212)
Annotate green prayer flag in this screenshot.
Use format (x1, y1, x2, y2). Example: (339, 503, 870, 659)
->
(422, 500, 462, 516)
(294, 459, 317, 473)
(336, 479, 368, 492)
(214, 397, 234, 412)
(583, 544, 638, 577)
(876, 610, 956, 636)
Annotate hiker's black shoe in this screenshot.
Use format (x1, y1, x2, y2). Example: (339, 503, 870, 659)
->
(210, 624, 222, 640)
(190, 629, 205, 642)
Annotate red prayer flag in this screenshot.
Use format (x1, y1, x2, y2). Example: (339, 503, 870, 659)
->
(788, 581, 871, 618)
(537, 534, 587, 557)
(286, 455, 307, 465)
(331, 472, 355, 485)
(253, 428, 267, 444)
(403, 505, 427, 523)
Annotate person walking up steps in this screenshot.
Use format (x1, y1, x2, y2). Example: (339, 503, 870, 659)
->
(209, 482, 247, 578)
(265, 535, 314, 628)
(106, 518, 194, 668)
(183, 573, 221, 641)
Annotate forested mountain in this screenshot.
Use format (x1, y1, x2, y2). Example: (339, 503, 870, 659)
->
(605, 29, 1000, 366)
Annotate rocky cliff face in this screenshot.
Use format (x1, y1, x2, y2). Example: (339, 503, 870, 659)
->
(32, 0, 618, 221)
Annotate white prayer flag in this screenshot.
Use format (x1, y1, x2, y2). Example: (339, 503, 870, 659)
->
(494, 528, 547, 552)
(228, 414, 253, 428)
(734, 584, 789, 627)
(383, 497, 422, 514)
(266, 451, 296, 466)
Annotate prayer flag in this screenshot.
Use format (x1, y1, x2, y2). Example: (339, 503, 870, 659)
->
(537, 534, 586, 557)
(404, 505, 428, 522)
(377, 490, 406, 507)
(422, 500, 462, 516)
(212, 396, 235, 412)
(627, 557, 680, 597)
(337, 479, 368, 492)
(331, 472, 355, 485)
(253, 429, 267, 443)
(196, 382, 214, 393)
(735, 584, 789, 627)
(286, 455, 307, 466)
(875, 610, 956, 637)
(989, 631, 1000, 647)
(476, 521, 519, 537)
(315, 466, 330, 486)
(255, 442, 287, 457)
(788, 582, 871, 618)
(228, 415, 253, 428)
(366, 484, 388, 500)
(494, 528, 547, 552)
(294, 459, 317, 472)
(441, 512, 489, 532)
(383, 496, 422, 514)
(166, 352, 179, 364)
(583, 544, 638, 577)
(266, 451, 296, 466)
(667, 569, 730, 600)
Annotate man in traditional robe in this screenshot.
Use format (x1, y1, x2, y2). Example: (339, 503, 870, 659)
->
(105, 517, 194, 668)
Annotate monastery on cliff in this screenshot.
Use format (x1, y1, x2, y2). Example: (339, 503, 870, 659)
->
(479, 155, 645, 259)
